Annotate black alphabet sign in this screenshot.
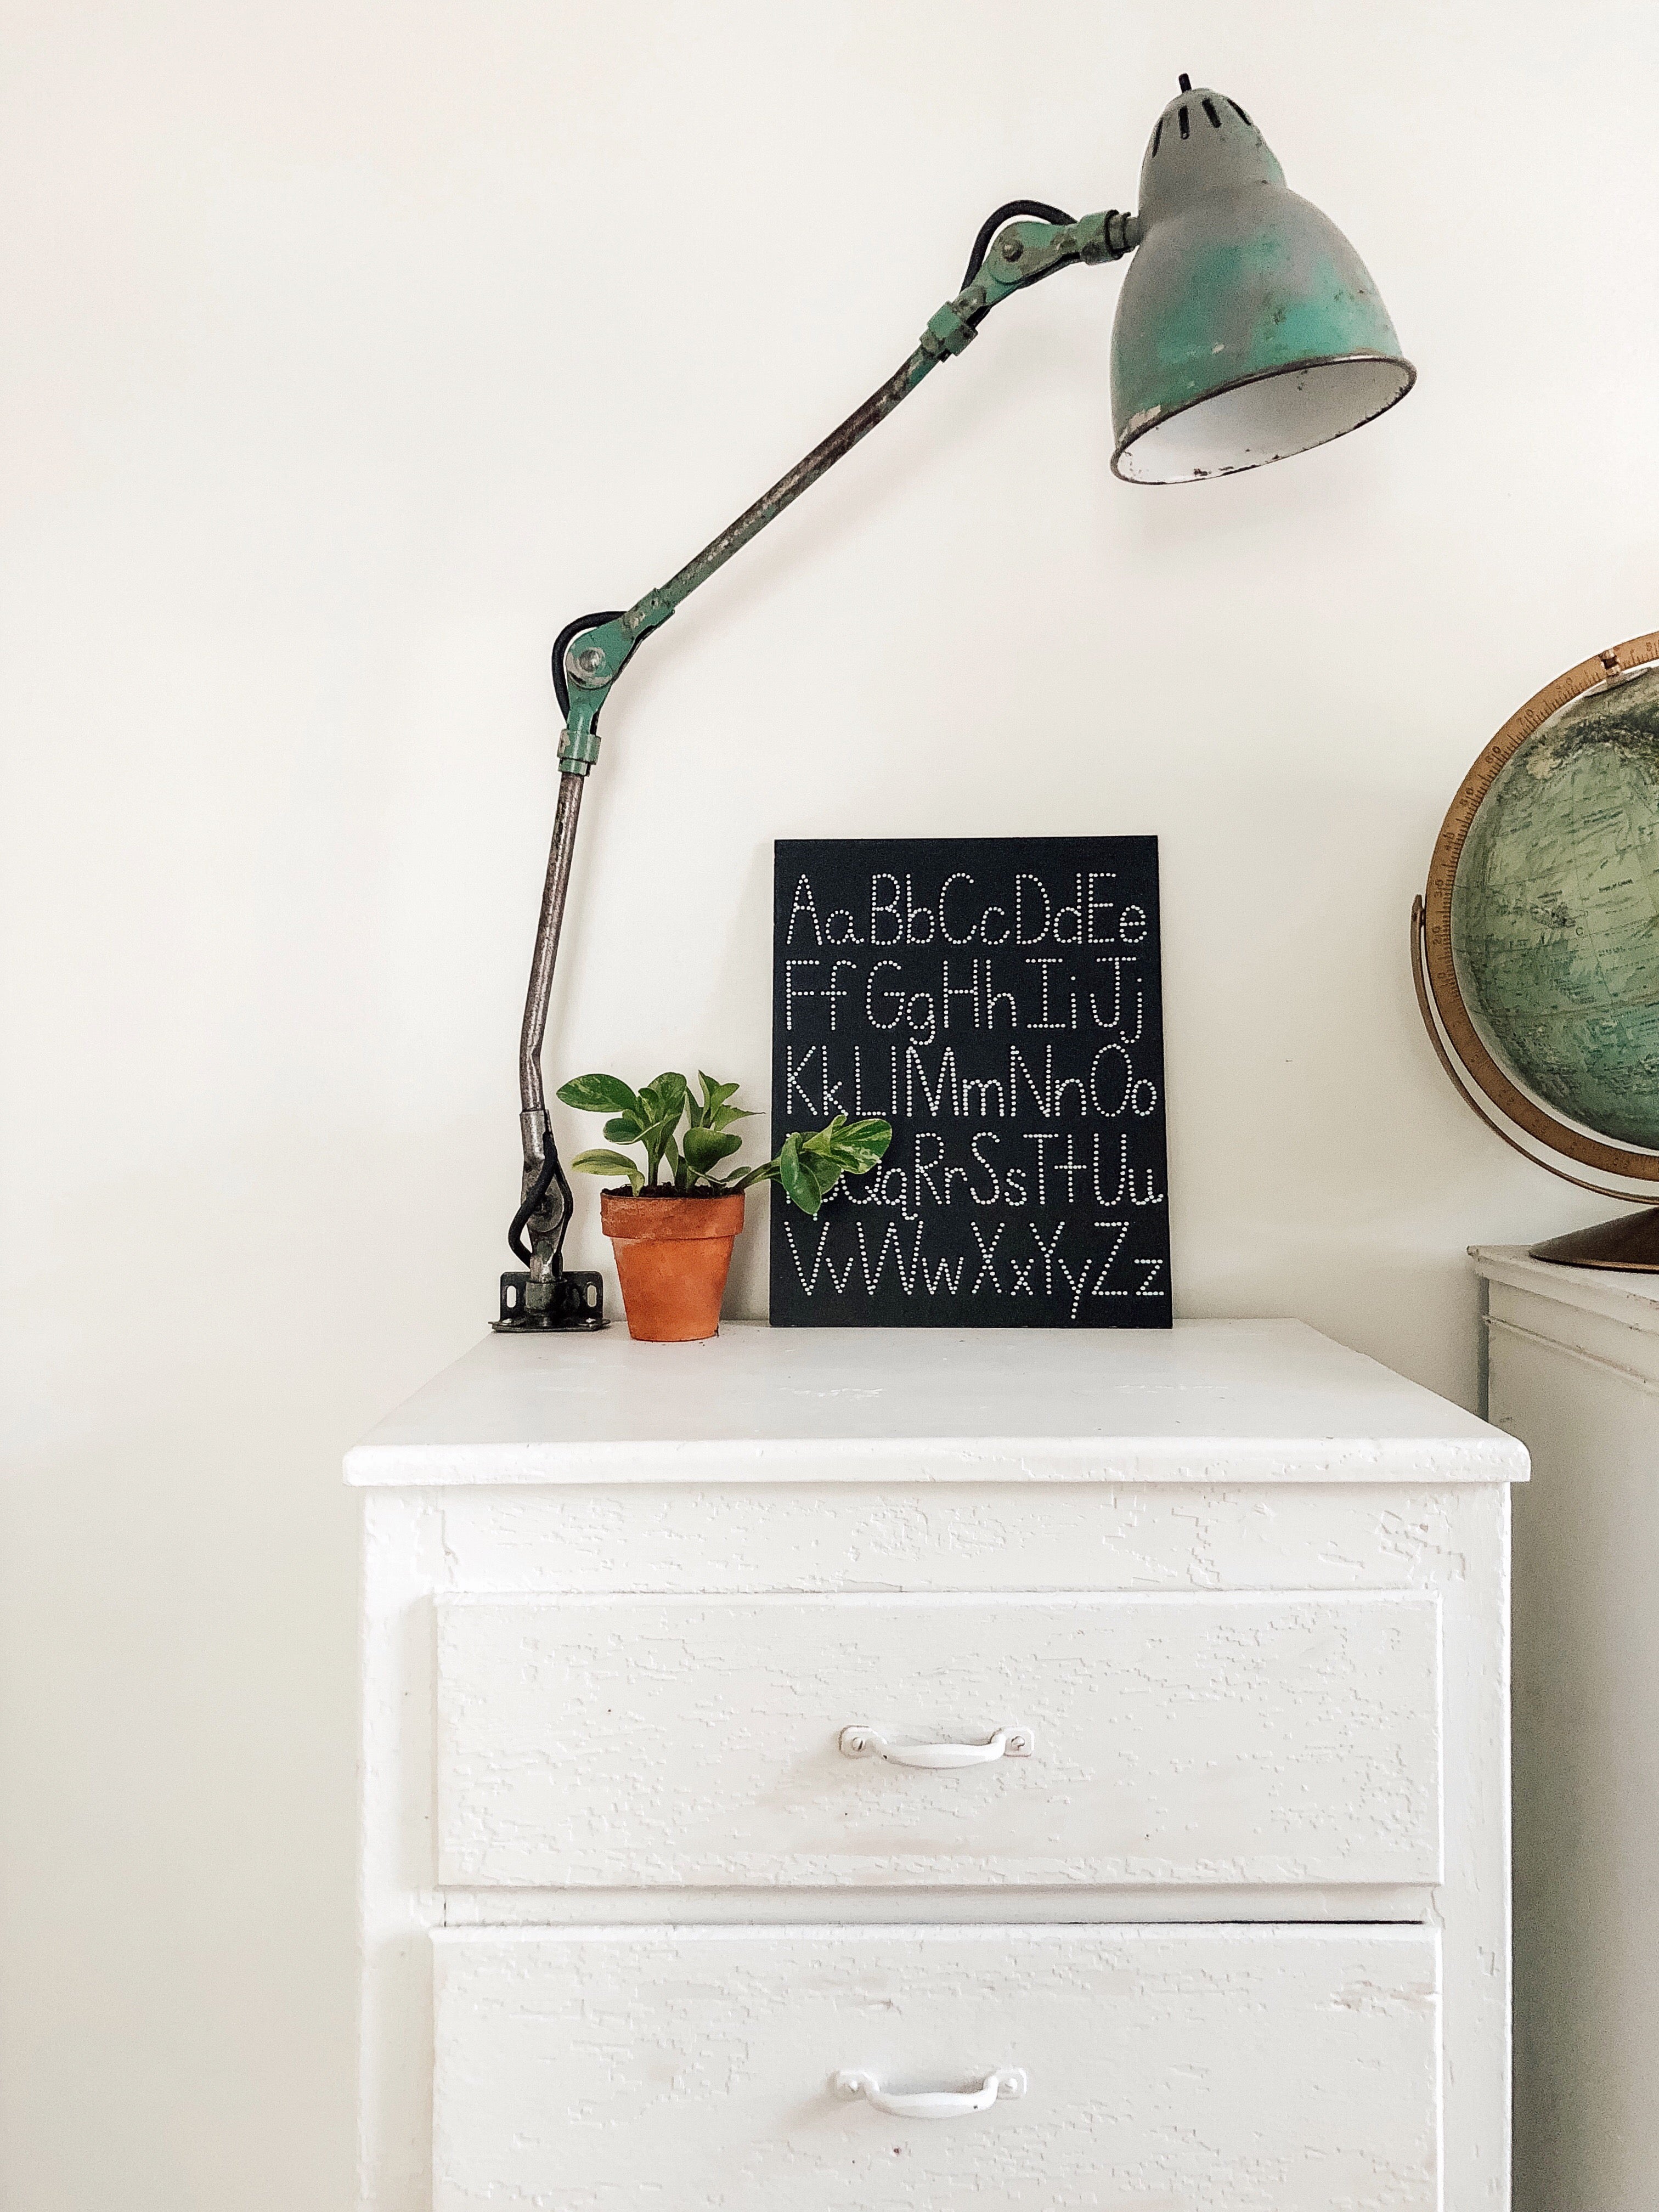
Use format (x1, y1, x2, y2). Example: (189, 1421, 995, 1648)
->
(770, 837, 1171, 1328)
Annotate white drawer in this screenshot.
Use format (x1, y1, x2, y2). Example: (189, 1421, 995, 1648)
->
(434, 1590, 1440, 1888)
(433, 1923, 1440, 2209)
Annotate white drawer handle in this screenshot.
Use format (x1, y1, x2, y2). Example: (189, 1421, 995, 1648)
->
(838, 1724, 1032, 1768)
(833, 2067, 1028, 2119)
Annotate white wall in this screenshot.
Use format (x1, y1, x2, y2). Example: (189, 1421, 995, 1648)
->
(3, 3, 1656, 2203)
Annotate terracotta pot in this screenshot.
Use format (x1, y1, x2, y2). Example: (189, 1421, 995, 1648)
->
(600, 1190, 745, 1342)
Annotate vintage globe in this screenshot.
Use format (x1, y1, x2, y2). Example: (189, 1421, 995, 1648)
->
(1451, 663, 1659, 1149)
(1416, 633, 1659, 1268)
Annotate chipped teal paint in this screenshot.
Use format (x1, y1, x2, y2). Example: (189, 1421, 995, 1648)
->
(1111, 194, 1402, 434)
(1107, 82, 1408, 470)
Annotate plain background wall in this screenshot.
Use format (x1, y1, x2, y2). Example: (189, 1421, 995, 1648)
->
(3, 2, 1657, 2203)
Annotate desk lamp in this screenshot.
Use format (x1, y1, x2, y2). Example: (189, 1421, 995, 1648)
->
(499, 75, 1414, 1330)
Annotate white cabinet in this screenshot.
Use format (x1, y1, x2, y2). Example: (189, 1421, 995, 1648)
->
(1473, 1247, 1659, 2212)
(351, 1319, 1525, 2209)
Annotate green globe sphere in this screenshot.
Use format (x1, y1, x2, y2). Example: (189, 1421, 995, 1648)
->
(1451, 665, 1659, 1151)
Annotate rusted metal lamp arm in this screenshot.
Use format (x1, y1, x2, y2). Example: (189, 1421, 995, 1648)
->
(505, 202, 1141, 1324)
(555, 205, 1140, 774)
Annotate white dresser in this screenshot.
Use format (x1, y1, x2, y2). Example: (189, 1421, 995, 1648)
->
(1474, 1247, 1659, 2212)
(349, 1319, 1526, 2209)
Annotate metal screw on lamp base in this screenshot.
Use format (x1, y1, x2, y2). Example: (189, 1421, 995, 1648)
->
(494, 1268, 606, 1331)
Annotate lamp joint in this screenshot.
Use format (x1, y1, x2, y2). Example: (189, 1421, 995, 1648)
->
(558, 722, 602, 775)
(920, 300, 979, 361)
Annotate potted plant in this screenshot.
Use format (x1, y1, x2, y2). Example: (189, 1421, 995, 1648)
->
(554, 1069, 890, 1342)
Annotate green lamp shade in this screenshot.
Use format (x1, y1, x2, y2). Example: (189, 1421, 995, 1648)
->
(1111, 86, 1414, 483)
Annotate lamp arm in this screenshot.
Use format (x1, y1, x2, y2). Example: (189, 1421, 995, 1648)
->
(554, 204, 1141, 771)
(510, 200, 1141, 1283)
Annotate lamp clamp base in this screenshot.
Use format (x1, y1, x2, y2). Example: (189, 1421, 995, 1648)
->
(494, 1269, 607, 1332)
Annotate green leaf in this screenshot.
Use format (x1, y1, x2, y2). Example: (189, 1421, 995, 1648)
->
(843, 1116, 891, 1156)
(631, 1109, 676, 1189)
(689, 1073, 757, 1133)
(776, 1133, 824, 1216)
(640, 1071, 689, 1123)
(798, 1114, 845, 1154)
(764, 1114, 891, 1212)
(629, 1075, 685, 1188)
(808, 1116, 891, 1173)
(686, 1073, 721, 1131)
(684, 1127, 742, 1177)
(602, 1113, 645, 1146)
(570, 1148, 644, 1195)
(556, 1073, 640, 1116)
(806, 1149, 845, 1201)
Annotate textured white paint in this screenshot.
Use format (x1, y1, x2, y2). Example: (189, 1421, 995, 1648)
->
(435, 1590, 1442, 1889)
(431, 1923, 1442, 2209)
(417, 1482, 1486, 1598)
(347, 1320, 1524, 1487)
(357, 1323, 1519, 2210)
(1474, 1248, 1659, 2212)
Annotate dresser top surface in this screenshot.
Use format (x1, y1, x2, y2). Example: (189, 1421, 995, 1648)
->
(346, 1319, 1523, 1487)
(1471, 1243, 1659, 1329)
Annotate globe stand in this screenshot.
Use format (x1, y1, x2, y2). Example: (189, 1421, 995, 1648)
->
(1529, 1209, 1659, 1273)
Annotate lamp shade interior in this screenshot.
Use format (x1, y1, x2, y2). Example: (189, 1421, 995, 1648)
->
(1114, 353, 1415, 484)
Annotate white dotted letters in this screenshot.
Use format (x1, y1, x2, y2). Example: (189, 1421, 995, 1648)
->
(772, 840, 1170, 1328)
